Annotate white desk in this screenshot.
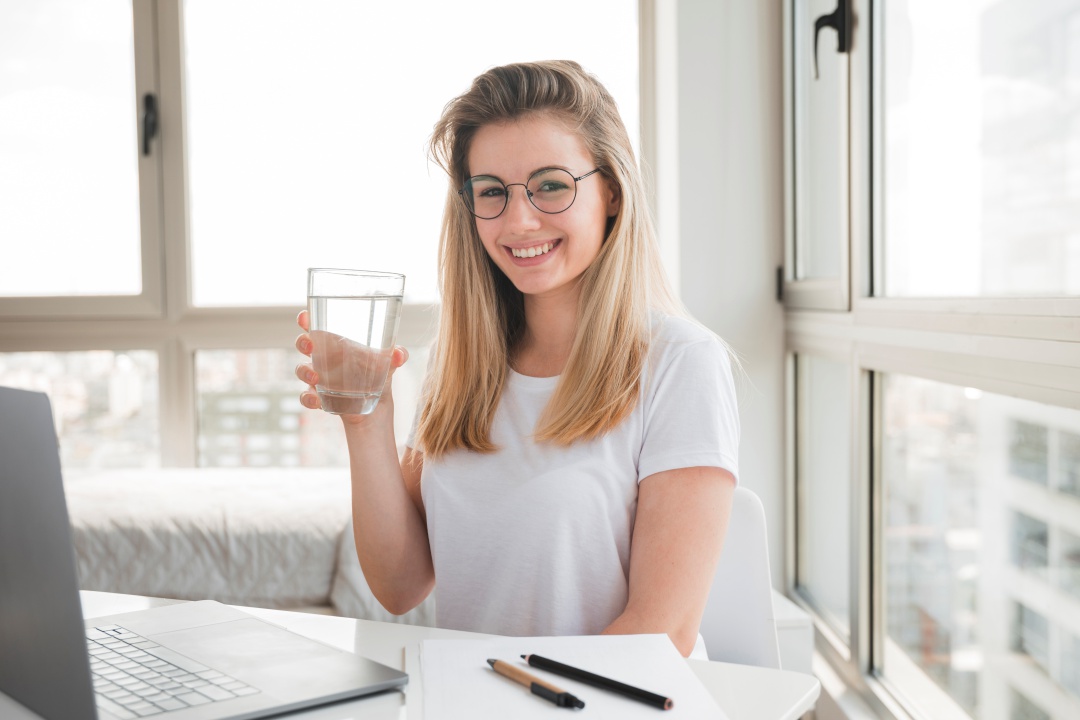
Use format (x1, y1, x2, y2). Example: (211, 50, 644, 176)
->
(1, 592, 819, 720)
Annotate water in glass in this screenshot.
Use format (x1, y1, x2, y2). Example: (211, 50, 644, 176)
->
(308, 294, 402, 415)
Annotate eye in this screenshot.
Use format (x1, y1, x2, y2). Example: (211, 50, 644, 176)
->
(478, 186, 506, 198)
(535, 180, 570, 193)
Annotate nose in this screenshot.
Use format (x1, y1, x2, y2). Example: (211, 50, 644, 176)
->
(502, 183, 542, 231)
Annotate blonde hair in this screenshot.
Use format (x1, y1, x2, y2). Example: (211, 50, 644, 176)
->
(418, 60, 683, 458)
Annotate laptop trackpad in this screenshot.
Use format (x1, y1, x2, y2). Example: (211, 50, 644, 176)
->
(151, 618, 391, 695)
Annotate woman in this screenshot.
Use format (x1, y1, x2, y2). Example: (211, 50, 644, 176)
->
(296, 60, 738, 658)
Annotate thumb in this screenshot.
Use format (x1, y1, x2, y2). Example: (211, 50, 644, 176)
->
(390, 345, 409, 371)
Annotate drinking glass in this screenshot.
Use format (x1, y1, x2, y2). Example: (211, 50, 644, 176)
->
(306, 269, 405, 415)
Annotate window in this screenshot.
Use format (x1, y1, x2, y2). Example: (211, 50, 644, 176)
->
(785, 0, 1080, 718)
(794, 353, 853, 641)
(878, 379, 1080, 719)
(0, 1, 640, 468)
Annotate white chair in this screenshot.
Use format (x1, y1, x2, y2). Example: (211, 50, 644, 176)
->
(699, 486, 783, 669)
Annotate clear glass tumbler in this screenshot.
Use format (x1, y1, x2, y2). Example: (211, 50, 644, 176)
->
(306, 269, 405, 415)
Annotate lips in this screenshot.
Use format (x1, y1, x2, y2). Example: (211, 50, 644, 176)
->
(504, 239, 561, 265)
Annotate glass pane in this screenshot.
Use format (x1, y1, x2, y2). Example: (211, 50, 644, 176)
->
(0, 0, 141, 297)
(195, 344, 429, 467)
(796, 355, 851, 638)
(0, 351, 159, 469)
(882, 0, 1080, 297)
(792, 0, 848, 281)
(184, 0, 639, 306)
(882, 375, 1080, 718)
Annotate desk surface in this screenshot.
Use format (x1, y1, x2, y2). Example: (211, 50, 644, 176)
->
(1, 592, 819, 720)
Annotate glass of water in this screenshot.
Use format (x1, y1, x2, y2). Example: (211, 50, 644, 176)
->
(306, 269, 405, 415)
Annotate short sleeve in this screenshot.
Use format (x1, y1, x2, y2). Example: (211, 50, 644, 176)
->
(637, 335, 740, 484)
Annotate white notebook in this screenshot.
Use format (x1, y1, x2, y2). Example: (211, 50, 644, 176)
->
(413, 633, 729, 720)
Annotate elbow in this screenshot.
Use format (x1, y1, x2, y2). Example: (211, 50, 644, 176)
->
(369, 577, 434, 617)
(671, 627, 699, 659)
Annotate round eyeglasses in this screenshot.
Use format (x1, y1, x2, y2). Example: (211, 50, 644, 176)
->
(459, 167, 601, 220)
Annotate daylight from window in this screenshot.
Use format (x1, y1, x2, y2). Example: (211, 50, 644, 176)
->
(882, 376, 1080, 719)
(884, 0, 1080, 297)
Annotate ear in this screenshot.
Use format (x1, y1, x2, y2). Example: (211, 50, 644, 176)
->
(604, 178, 622, 218)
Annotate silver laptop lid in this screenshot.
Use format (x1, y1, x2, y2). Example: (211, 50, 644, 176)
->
(0, 386, 97, 719)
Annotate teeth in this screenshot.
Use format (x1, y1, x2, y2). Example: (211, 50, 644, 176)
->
(511, 242, 553, 258)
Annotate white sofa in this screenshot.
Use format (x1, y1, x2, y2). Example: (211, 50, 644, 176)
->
(65, 468, 435, 627)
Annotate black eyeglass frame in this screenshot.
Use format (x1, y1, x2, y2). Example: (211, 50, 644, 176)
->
(457, 167, 602, 220)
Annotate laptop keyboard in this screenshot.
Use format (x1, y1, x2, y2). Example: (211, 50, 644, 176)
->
(86, 624, 260, 718)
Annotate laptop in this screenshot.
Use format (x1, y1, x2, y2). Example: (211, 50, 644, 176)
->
(0, 386, 408, 720)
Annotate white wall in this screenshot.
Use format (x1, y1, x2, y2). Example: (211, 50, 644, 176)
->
(650, 0, 787, 586)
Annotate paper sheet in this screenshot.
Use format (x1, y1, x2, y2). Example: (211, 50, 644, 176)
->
(417, 634, 729, 720)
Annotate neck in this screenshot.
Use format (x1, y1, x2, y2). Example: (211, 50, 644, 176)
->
(514, 285, 581, 376)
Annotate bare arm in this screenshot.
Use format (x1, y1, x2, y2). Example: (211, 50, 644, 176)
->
(601, 466, 736, 657)
(295, 311, 434, 615)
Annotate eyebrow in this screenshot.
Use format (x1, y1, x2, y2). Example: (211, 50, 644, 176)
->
(468, 165, 575, 181)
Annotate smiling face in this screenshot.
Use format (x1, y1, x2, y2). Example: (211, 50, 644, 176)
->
(466, 114, 620, 302)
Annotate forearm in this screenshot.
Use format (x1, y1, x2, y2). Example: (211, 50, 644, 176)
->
(601, 603, 702, 658)
(604, 467, 736, 658)
(343, 407, 434, 614)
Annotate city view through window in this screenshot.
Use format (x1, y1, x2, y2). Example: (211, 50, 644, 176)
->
(883, 376, 1080, 719)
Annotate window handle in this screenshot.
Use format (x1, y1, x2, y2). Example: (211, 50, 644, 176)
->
(813, 0, 851, 80)
(142, 93, 158, 156)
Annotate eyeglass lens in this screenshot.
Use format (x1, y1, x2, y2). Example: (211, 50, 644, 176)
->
(462, 168, 579, 219)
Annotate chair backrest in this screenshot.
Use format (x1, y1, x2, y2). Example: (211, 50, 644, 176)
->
(699, 486, 782, 668)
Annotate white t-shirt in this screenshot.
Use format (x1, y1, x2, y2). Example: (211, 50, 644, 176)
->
(407, 314, 739, 638)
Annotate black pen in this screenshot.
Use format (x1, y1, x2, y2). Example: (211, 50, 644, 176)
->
(522, 654, 674, 710)
(487, 659, 585, 709)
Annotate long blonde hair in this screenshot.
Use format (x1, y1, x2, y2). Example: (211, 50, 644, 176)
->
(418, 60, 682, 458)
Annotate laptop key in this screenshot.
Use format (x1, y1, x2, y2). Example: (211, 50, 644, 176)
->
(96, 696, 137, 719)
(196, 685, 235, 701)
(133, 706, 163, 717)
(155, 698, 187, 711)
(175, 692, 212, 706)
(141, 646, 210, 673)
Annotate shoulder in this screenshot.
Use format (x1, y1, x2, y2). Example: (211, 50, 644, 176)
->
(648, 313, 731, 371)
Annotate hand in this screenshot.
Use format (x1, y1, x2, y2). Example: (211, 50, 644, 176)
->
(294, 310, 409, 424)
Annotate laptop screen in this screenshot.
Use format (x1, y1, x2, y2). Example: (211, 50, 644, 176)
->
(0, 386, 97, 719)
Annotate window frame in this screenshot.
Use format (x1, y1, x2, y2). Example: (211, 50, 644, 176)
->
(782, 0, 852, 311)
(0, 0, 165, 320)
(0, 0, 644, 468)
(785, 0, 1080, 718)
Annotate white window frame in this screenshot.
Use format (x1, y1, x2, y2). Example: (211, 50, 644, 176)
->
(0, 0, 647, 468)
(785, 0, 1080, 717)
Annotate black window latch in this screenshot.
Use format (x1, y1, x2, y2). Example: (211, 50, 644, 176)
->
(813, 0, 851, 80)
(142, 93, 158, 156)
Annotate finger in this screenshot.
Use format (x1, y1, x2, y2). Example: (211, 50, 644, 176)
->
(295, 362, 318, 386)
(391, 345, 409, 369)
(297, 310, 310, 331)
(299, 389, 321, 410)
(295, 333, 313, 356)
